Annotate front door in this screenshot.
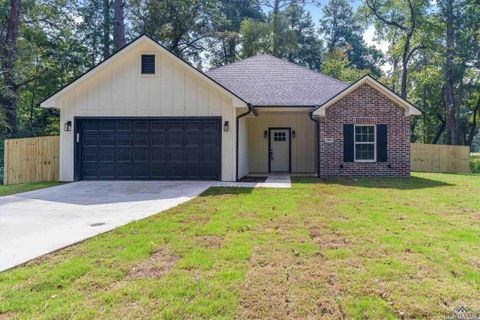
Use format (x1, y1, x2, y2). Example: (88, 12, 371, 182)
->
(269, 128, 290, 172)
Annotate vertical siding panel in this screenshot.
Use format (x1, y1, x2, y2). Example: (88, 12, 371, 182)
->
(184, 74, 197, 116)
(208, 89, 221, 116)
(161, 54, 174, 115)
(173, 63, 185, 116)
(197, 81, 208, 116)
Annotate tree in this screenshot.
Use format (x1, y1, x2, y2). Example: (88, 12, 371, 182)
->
(130, 0, 216, 65)
(365, 0, 428, 99)
(321, 49, 369, 82)
(207, 0, 263, 66)
(114, 0, 126, 50)
(239, 18, 272, 58)
(320, 0, 382, 76)
(77, 0, 115, 65)
(283, 3, 323, 70)
(1, 0, 22, 137)
(260, 0, 315, 57)
(239, 3, 323, 70)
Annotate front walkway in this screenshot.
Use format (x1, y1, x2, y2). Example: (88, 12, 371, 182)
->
(0, 181, 215, 272)
(215, 175, 292, 188)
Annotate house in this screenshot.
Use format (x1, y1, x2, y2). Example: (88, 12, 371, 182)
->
(40, 35, 421, 182)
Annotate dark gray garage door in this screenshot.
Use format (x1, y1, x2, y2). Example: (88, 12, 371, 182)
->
(77, 118, 221, 180)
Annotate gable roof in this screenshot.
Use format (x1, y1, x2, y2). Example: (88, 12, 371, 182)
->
(312, 75, 422, 117)
(205, 54, 348, 107)
(40, 35, 247, 108)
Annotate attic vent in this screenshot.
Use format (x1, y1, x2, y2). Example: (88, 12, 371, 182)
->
(141, 54, 155, 74)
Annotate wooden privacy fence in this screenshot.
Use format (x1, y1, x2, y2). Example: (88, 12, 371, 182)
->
(411, 143, 470, 173)
(4, 136, 60, 185)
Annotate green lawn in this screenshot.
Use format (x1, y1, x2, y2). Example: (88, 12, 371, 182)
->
(0, 182, 62, 197)
(1, 173, 479, 319)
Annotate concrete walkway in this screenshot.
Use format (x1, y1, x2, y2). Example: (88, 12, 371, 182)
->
(0, 181, 215, 272)
(215, 175, 292, 188)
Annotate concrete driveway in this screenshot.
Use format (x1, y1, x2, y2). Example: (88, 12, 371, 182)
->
(0, 181, 215, 272)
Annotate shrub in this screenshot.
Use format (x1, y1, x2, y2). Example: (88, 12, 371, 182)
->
(470, 156, 480, 173)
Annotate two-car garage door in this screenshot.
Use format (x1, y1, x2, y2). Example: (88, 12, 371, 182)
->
(76, 118, 221, 180)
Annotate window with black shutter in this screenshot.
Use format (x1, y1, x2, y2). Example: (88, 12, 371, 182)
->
(141, 54, 155, 74)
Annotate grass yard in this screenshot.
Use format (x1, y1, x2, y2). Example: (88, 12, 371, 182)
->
(0, 182, 62, 197)
(0, 173, 479, 319)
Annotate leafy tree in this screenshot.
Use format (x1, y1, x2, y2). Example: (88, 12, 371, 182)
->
(130, 0, 217, 66)
(321, 49, 369, 82)
(240, 3, 323, 70)
(239, 18, 272, 58)
(207, 0, 263, 66)
(320, 0, 383, 76)
(364, 0, 429, 99)
(282, 3, 323, 70)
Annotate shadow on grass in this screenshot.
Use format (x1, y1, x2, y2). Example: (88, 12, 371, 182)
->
(293, 176, 454, 190)
(200, 187, 254, 197)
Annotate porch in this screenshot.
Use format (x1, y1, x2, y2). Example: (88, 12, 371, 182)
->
(237, 107, 318, 180)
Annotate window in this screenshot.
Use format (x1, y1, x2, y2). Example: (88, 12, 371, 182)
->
(141, 54, 155, 74)
(274, 132, 286, 141)
(354, 125, 376, 161)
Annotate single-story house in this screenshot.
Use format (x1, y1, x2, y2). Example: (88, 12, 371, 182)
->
(40, 35, 421, 182)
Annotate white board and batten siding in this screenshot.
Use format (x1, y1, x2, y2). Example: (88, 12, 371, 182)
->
(42, 38, 247, 182)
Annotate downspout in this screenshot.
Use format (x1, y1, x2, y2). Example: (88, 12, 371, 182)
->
(309, 110, 320, 178)
(236, 103, 253, 181)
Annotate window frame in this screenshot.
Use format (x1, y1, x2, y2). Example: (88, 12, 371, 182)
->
(140, 53, 157, 77)
(354, 124, 376, 162)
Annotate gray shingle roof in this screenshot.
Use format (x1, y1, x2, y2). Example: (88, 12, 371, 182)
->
(205, 54, 348, 106)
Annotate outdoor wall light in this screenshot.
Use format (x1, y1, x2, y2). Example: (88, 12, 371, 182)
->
(223, 121, 229, 132)
(264, 130, 268, 139)
(292, 130, 296, 139)
(64, 121, 72, 132)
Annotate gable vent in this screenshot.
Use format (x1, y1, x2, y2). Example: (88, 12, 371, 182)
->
(141, 54, 155, 74)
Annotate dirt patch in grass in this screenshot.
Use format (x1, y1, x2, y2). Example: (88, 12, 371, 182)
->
(309, 229, 348, 249)
(196, 235, 224, 248)
(237, 245, 344, 319)
(0, 312, 15, 320)
(180, 214, 211, 227)
(127, 248, 178, 280)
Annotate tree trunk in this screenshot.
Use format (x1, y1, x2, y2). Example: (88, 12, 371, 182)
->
(271, 0, 280, 56)
(2, 0, 21, 137)
(443, 0, 458, 145)
(400, 34, 411, 99)
(102, 0, 111, 59)
(114, 0, 125, 50)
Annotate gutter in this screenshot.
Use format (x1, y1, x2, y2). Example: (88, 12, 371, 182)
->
(308, 110, 321, 178)
(236, 103, 255, 181)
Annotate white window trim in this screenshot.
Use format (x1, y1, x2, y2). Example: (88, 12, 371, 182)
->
(354, 124, 376, 162)
(140, 52, 158, 77)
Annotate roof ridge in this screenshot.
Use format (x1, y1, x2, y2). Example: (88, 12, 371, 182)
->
(206, 54, 269, 73)
(263, 54, 348, 85)
(208, 53, 348, 86)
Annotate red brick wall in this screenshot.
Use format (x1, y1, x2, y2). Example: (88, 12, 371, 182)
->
(318, 83, 411, 177)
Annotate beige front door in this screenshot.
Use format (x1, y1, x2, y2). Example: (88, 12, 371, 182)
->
(269, 128, 290, 172)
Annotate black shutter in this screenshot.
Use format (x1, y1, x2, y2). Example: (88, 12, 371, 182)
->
(377, 124, 388, 162)
(141, 55, 155, 74)
(343, 124, 354, 162)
